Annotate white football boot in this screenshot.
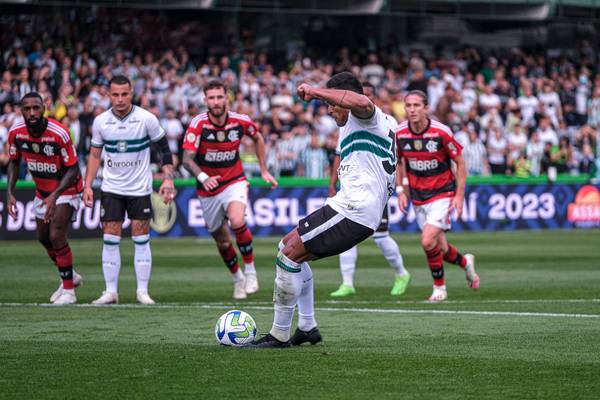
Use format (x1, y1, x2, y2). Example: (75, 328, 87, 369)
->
(464, 254, 480, 290)
(92, 291, 119, 305)
(136, 291, 156, 305)
(428, 285, 448, 302)
(245, 272, 259, 295)
(233, 275, 247, 300)
(52, 289, 77, 305)
(50, 272, 83, 302)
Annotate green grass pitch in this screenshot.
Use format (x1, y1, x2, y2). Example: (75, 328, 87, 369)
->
(1, 230, 599, 399)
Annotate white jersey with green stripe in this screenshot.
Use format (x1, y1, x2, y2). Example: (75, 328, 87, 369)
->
(91, 106, 165, 196)
(327, 106, 397, 230)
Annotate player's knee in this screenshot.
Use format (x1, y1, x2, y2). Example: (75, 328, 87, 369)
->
(421, 235, 437, 251)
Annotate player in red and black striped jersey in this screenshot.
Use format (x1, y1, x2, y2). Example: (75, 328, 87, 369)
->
(396, 90, 480, 302)
(182, 79, 277, 300)
(6, 92, 83, 305)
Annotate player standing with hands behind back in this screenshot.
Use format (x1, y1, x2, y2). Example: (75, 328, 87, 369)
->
(84, 75, 175, 305)
(182, 80, 277, 300)
(396, 90, 479, 302)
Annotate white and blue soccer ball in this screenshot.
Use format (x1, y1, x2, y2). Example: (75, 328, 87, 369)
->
(215, 310, 257, 346)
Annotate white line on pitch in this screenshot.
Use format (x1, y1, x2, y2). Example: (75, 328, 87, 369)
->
(0, 302, 598, 319)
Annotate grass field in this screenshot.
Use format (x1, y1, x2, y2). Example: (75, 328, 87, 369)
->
(1, 230, 599, 399)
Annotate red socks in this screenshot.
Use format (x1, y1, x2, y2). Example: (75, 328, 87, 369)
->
(425, 246, 445, 286)
(219, 245, 240, 274)
(233, 224, 254, 264)
(444, 244, 467, 268)
(55, 245, 74, 289)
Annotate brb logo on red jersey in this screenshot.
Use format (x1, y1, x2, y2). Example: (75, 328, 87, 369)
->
(205, 149, 236, 162)
(27, 160, 58, 173)
(408, 158, 439, 171)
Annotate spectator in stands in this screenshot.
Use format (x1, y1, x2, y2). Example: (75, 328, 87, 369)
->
(463, 128, 488, 176)
(487, 127, 508, 174)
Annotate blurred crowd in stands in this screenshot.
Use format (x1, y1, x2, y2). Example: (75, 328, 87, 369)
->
(1, 9, 600, 182)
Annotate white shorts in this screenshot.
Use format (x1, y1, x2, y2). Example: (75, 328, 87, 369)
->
(200, 181, 249, 233)
(415, 197, 452, 231)
(33, 194, 82, 221)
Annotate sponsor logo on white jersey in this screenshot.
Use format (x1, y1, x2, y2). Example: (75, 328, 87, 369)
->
(409, 158, 439, 171)
(106, 158, 143, 168)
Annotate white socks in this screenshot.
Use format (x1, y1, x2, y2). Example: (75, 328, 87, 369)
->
(374, 234, 408, 276)
(133, 234, 152, 293)
(271, 252, 301, 342)
(102, 234, 154, 294)
(244, 261, 256, 275)
(102, 234, 121, 293)
(339, 246, 358, 287)
(297, 263, 317, 332)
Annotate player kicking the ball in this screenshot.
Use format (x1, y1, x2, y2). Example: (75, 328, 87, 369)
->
(396, 90, 479, 302)
(248, 72, 397, 348)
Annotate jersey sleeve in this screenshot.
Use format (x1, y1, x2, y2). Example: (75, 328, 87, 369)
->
(243, 119, 258, 138)
(147, 113, 166, 142)
(7, 129, 20, 160)
(442, 131, 463, 160)
(348, 105, 381, 131)
(395, 131, 404, 159)
(182, 121, 201, 152)
(57, 130, 79, 167)
(91, 117, 104, 148)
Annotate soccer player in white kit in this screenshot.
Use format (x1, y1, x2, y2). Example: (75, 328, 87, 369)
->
(84, 75, 175, 305)
(248, 72, 397, 348)
(329, 81, 410, 298)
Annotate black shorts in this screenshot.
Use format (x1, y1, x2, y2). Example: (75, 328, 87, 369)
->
(100, 191, 152, 221)
(375, 204, 389, 233)
(297, 205, 374, 259)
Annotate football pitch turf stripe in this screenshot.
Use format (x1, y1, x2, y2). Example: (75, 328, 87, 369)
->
(2, 302, 599, 318)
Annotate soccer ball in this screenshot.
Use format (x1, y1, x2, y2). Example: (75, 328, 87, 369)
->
(215, 310, 257, 346)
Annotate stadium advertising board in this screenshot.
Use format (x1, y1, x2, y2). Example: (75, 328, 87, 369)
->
(0, 183, 598, 240)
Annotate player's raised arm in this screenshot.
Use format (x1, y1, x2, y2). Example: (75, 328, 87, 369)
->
(297, 83, 374, 119)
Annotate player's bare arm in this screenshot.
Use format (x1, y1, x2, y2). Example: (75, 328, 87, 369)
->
(158, 163, 176, 204)
(42, 164, 81, 223)
(328, 154, 340, 197)
(452, 155, 467, 219)
(251, 131, 277, 188)
(396, 159, 409, 214)
(6, 157, 21, 220)
(154, 135, 176, 203)
(83, 146, 102, 207)
(182, 149, 221, 191)
(297, 84, 374, 119)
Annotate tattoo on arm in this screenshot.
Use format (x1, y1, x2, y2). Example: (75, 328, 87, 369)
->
(182, 150, 202, 177)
